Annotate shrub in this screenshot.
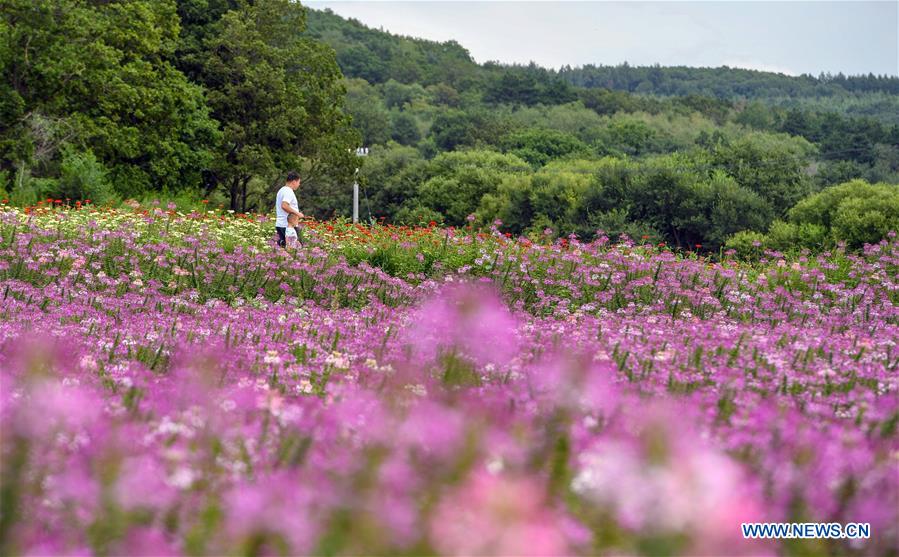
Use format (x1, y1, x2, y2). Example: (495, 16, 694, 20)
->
(788, 179, 899, 249)
(0, 170, 9, 201)
(9, 168, 57, 206)
(54, 149, 116, 204)
(724, 230, 768, 259)
(726, 179, 898, 255)
(394, 204, 444, 226)
(502, 128, 589, 167)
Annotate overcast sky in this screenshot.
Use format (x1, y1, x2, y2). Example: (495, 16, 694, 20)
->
(305, 1, 899, 76)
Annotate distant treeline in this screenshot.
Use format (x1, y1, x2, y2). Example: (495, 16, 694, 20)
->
(559, 65, 899, 98)
(307, 8, 899, 252)
(306, 8, 899, 124)
(2, 3, 897, 253)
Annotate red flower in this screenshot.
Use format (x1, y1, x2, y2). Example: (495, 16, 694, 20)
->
(201, 199, 209, 204)
(641, 235, 650, 240)
(429, 220, 436, 227)
(695, 244, 702, 249)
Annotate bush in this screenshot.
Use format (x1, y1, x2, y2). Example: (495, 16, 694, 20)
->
(832, 196, 898, 249)
(502, 128, 589, 167)
(0, 170, 9, 201)
(765, 221, 798, 251)
(418, 150, 529, 225)
(390, 111, 421, 145)
(726, 179, 898, 255)
(8, 168, 57, 206)
(136, 188, 218, 213)
(788, 179, 899, 249)
(724, 230, 768, 259)
(589, 208, 660, 244)
(394, 204, 444, 226)
(54, 149, 116, 204)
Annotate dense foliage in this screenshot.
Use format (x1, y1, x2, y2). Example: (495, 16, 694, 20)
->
(1, 206, 897, 555)
(728, 180, 899, 255)
(1, 0, 358, 213)
(1, 0, 219, 201)
(304, 8, 899, 252)
(3, 3, 897, 252)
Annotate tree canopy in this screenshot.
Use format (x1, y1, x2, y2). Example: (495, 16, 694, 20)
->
(2, 2, 896, 253)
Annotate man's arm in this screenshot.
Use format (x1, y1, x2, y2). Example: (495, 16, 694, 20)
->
(280, 200, 304, 218)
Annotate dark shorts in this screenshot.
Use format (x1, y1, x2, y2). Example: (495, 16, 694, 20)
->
(275, 226, 301, 247)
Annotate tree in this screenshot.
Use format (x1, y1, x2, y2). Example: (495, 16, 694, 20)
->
(734, 101, 774, 130)
(605, 119, 656, 156)
(390, 111, 421, 146)
(417, 150, 529, 225)
(704, 172, 773, 248)
(787, 179, 899, 247)
(190, 0, 358, 211)
(1, 0, 218, 197)
(709, 132, 816, 216)
(381, 79, 425, 110)
(345, 79, 391, 146)
(359, 143, 427, 220)
(427, 83, 461, 107)
(502, 128, 589, 167)
(429, 110, 509, 151)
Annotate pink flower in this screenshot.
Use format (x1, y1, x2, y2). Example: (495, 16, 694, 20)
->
(430, 470, 574, 556)
(115, 455, 176, 511)
(223, 472, 320, 554)
(404, 283, 520, 369)
(118, 528, 179, 556)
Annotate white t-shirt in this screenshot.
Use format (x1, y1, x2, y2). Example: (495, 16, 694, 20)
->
(275, 186, 298, 227)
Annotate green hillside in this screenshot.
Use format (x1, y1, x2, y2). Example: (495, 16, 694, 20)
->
(303, 7, 899, 252)
(306, 8, 899, 124)
(2, 1, 896, 254)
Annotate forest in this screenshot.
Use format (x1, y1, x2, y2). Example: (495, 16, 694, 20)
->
(2, 1, 897, 253)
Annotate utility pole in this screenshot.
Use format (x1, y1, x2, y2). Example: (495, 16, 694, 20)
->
(353, 147, 368, 223)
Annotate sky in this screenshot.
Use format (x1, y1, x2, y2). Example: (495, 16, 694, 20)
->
(305, 1, 899, 77)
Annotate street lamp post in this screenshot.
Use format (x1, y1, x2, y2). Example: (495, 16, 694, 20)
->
(353, 147, 368, 223)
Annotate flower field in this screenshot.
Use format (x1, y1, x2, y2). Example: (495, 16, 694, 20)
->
(1, 205, 897, 556)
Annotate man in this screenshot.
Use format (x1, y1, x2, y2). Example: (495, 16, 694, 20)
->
(275, 171, 304, 247)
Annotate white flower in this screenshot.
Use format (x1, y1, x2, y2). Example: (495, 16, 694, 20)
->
(297, 379, 314, 394)
(326, 351, 350, 370)
(167, 467, 196, 489)
(404, 384, 427, 397)
(76, 353, 100, 375)
(486, 457, 504, 475)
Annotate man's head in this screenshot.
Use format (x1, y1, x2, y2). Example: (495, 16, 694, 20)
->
(286, 171, 301, 190)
